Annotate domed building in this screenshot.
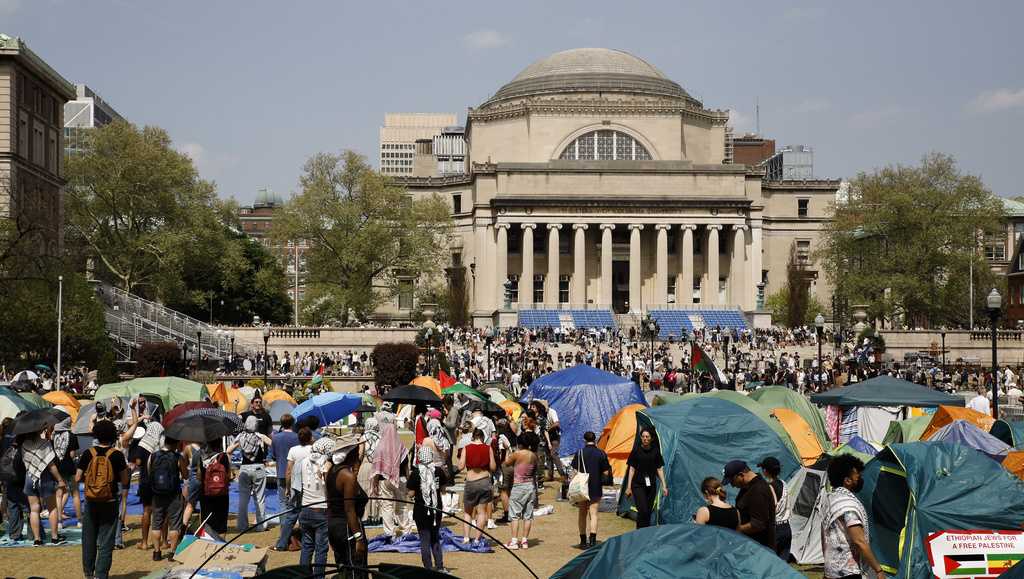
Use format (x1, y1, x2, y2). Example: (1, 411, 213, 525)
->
(395, 48, 838, 327)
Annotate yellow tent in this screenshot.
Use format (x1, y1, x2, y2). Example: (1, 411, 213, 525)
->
(410, 376, 442, 398)
(771, 407, 825, 466)
(263, 389, 297, 406)
(1003, 451, 1024, 481)
(43, 391, 81, 422)
(920, 405, 995, 441)
(598, 403, 645, 479)
(499, 400, 522, 422)
(205, 383, 249, 414)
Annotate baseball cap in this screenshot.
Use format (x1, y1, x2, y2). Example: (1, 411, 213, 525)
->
(722, 460, 748, 482)
(757, 456, 781, 471)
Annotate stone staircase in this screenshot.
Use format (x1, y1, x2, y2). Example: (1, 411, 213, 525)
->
(615, 313, 641, 334)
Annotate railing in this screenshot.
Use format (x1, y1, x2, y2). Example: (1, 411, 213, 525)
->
(968, 331, 1024, 341)
(269, 328, 322, 339)
(516, 303, 613, 311)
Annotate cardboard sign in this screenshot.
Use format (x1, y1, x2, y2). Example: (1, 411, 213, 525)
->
(175, 539, 268, 578)
(927, 530, 1024, 578)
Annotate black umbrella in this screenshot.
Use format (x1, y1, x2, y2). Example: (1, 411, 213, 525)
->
(12, 407, 61, 435)
(10, 378, 35, 392)
(165, 413, 237, 442)
(353, 403, 378, 414)
(465, 399, 506, 417)
(383, 384, 443, 405)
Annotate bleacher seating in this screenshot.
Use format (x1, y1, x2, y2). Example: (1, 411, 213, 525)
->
(649, 310, 695, 340)
(570, 310, 616, 329)
(517, 309, 616, 329)
(518, 310, 563, 328)
(649, 308, 748, 339)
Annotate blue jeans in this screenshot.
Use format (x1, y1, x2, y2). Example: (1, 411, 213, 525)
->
(82, 501, 119, 579)
(276, 488, 302, 550)
(299, 507, 329, 579)
(4, 482, 28, 540)
(237, 464, 267, 532)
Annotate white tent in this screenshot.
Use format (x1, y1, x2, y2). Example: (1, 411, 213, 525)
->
(787, 458, 830, 565)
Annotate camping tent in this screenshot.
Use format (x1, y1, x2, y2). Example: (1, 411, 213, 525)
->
(683, 390, 802, 461)
(828, 435, 881, 463)
(881, 416, 931, 445)
(550, 523, 803, 579)
(521, 365, 646, 458)
(749, 385, 831, 449)
(991, 420, 1024, 448)
(623, 396, 799, 524)
(1003, 451, 1024, 481)
(810, 375, 965, 408)
(0, 385, 35, 422)
(205, 383, 249, 413)
(262, 389, 297, 406)
(928, 420, 1011, 460)
(772, 407, 825, 465)
(18, 391, 52, 410)
(859, 442, 1024, 578)
(597, 403, 645, 479)
(785, 456, 831, 565)
(96, 377, 205, 410)
(920, 405, 995, 441)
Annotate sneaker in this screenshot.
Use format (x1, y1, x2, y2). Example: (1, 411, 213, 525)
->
(461, 536, 470, 545)
(52, 534, 68, 545)
(520, 539, 529, 550)
(33, 539, 43, 547)
(486, 519, 497, 530)
(152, 551, 162, 561)
(505, 539, 519, 550)
(495, 515, 510, 524)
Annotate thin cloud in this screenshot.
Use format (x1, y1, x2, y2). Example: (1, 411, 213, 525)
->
(848, 106, 907, 129)
(463, 28, 509, 50)
(968, 88, 1024, 114)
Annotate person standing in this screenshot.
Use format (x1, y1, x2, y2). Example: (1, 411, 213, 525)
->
(624, 429, 668, 528)
(967, 386, 991, 416)
(53, 417, 81, 529)
(457, 429, 495, 546)
(241, 395, 273, 437)
(326, 435, 368, 579)
(275, 427, 313, 552)
(270, 415, 299, 494)
(504, 432, 539, 550)
(199, 439, 232, 535)
(228, 416, 272, 533)
(147, 436, 187, 561)
(407, 437, 448, 573)
(822, 454, 886, 579)
(368, 411, 407, 540)
(694, 477, 740, 529)
(1, 422, 29, 543)
(180, 443, 202, 531)
(722, 460, 776, 551)
(569, 431, 611, 549)
(759, 456, 792, 562)
(297, 438, 335, 579)
(20, 428, 67, 546)
(77, 420, 129, 579)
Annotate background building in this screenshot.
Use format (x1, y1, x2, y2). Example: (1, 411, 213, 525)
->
(764, 145, 814, 180)
(0, 33, 76, 256)
(731, 133, 776, 166)
(379, 113, 456, 176)
(63, 83, 125, 155)
(410, 126, 468, 178)
(237, 188, 306, 322)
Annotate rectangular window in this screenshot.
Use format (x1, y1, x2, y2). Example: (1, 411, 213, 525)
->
(452, 194, 461, 214)
(18, 112, 28, 157)
(796, 240, 811, 264)
(533, 274, 545, 303)
(398, 279, 414, 310)
(1014, 222, 1024, 242)
(32, 120, 45, 166)
(451, 252, 462, 267)
(47, 129, 57, 173)
(985, 242, 1006, 261)
(798, 199, 809, 218)
(508, 274, 519, 303)
(559, 275, 570, 304)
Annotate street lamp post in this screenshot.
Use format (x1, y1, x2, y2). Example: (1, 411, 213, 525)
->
(484, 327, 494, 381)
(56, 275, 63, 390)
(940, 329, 947, 378)
(645, 318, 658, 382)
(262, 325, 271, 384)
(230, 332, 236, 371)
(987, 289, 1001, 419)
(196, 330, 202, 371)
(815, 313, 825, 378)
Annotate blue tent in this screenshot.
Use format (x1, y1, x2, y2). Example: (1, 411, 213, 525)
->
(551, 523, 803, 579)
(929, 420, 1011, 460)
(521, 365, 645, 457)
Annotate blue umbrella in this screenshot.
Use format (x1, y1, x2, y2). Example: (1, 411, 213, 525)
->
(292, 392, 362, 426)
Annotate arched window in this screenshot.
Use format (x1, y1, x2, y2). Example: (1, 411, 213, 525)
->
(558, 130, 652, 161)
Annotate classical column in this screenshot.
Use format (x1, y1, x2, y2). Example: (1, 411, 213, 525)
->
(731, 225, 748, 309)
(680, 224, 696, 306)
(474, 225, 489, 310)
(655, 224, 670, 306)
(706, 225, 721, 305)
(520, 223, 536, 306)
(573, 224, 588, 304)
(495, 223, 509, 308)
(750, 224, 763, 309)
(629, 224, 644, 312)
(600, 224, 615, 306)
(546, 224, 561, 305)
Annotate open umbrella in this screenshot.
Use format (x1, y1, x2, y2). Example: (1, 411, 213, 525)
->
(162, 401, 219, 428)
(268, 399, 296, 423)
(353, 403, 377, 414)
(12, 370, 39, 382)
(34, 364, 53, 373)
(292, 392, 363, 426)
(165, 413, 237, 442)
(12, 407, 61, 435)
(383, 384, 443, 405)
(442, 383, 488, 400)
(410, 376, 442, 398)
(464, 399, 506, 417)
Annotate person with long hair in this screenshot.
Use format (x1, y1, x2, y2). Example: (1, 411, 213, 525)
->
(624, 429, 668, 528)
(326, 435, 368, 578)
(198, 439, 232, 534)
(298, 437, 335, 579)
(694, 477, 739, 529)
(52, 417, 81, 529)
(457, 428, 496, 546)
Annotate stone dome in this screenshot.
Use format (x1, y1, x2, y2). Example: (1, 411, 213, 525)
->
(481, 48, 697, 107)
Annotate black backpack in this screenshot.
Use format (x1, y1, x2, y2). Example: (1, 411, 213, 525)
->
(0, 444, 19, 484)
(150, 450, 180, 496)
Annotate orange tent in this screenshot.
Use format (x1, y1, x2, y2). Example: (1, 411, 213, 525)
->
(921, 406, 995, 441)
(205, 383, 249, 414)
(410, 376, 442, 398)
(1003, 451, 1024, 481)
(263, 389, 297, 406)
(499, 400, 522, 422)
(771, 407, 825, 466)
(43, 391, 81, 422)
(598, 403, 645, 479)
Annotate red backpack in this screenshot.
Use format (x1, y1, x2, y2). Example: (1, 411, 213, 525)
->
(202, 453, 229, 497)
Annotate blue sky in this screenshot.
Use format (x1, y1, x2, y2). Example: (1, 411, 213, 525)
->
(6, 0, 1023, 202)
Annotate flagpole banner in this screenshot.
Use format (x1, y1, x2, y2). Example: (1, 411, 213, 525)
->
(927, 530, 1024, 578)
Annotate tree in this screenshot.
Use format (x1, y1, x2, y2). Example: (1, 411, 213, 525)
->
(273, 151, 452, 321)
(765, 286, 827, 327)
(822, 153, 1004, 328)
(64, 121, 229, 299)
(371, 342, 420, 390)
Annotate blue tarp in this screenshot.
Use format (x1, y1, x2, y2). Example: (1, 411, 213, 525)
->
(929, 420, 1011, 460)
(846, 435, 881, 457)
(551, 523, 803, 579)
(521, 365, 646, 457)
(368, 527, 493, 554)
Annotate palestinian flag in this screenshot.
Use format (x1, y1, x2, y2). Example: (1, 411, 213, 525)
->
(195, 523, 225, 543)
(438, 370, 457, 389)
(943, 553, 986, 576)
(988, 553, 1024, 574)
(691, 342, 727, 385)
(308, 364, 325, 387)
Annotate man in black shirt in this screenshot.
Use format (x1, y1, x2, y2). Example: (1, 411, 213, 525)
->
(240, 395, 273, 437)
(78, 420, 130, 579)
(723, 459, 776, 550)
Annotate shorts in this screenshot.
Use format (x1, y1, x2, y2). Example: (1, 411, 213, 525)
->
(500, 465, 515, 491)
(463, 477, 493, 510)
(150, 493, 184, 533)
(23, 471, 57, 498)
(508, 483, 535, 520)
(187, 479, 202, 507)
(138, 482, 153, 507)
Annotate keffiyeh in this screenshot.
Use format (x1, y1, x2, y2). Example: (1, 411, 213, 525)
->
(302, 437, 335, 486)
(138, 421, 164, 454)
(237, 416, 263, 460)
(426, 417, 451, 455)
(21, 434, 56, 480)
(416, 444, 440, 513)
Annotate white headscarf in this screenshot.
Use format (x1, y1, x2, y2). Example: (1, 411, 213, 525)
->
(302, 437, 335, 486)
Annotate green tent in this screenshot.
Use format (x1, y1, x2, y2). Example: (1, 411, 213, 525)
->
(17, 391, 52, 410)
(859, 442, 1024, 578)
(95, 377, 206, 410)
(881, 415, 931, 445)
(682, 390, 802, 461)
(991, 420, 1024, 448)
(441, 383, 487, 400)
(623, 396, 800, 524)
(749, 385, 832, 450)
(650, 391, 686, 406)
(551, 523, 803, 579)
(810, 375, 965, 407)
(0, 386, 36, 422)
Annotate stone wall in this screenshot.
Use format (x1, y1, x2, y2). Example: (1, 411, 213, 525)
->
(230, 326, 418, 357)
(879, 329, 1024, 366)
